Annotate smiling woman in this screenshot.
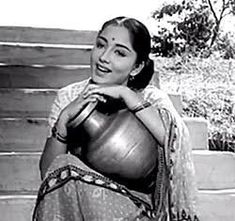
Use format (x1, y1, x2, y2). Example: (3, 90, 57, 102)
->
(33, 16, 200, 221)
(91, 25, 142, 87)
(91, 26, 137, 85)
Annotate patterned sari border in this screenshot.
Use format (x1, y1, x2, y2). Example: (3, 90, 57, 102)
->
(32, 164, 157, 221)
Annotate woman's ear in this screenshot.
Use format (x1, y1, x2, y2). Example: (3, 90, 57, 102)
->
(130, 61, 145, 77)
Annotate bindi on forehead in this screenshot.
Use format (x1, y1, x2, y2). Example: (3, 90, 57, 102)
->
(112, 37, 115, 41)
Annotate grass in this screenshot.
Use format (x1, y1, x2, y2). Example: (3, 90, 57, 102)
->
(152, 55, 235, 152)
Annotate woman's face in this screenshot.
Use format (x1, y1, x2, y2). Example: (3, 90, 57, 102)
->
(90, 25, 138, 85)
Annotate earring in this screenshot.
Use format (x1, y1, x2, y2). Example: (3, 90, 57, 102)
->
(129, 75, 135, 81)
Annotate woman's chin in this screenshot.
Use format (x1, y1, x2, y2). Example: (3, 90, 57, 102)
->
(91, 76, 109, 85)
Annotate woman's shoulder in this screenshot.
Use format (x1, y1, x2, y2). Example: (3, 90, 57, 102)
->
(57, 78, 90, 102)
(142, 84, 169, 102)
(59, 78, 90, 93)
(142, 84, 180, 114)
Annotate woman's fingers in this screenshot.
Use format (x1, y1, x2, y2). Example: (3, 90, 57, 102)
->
(67, 94, 106, 128)
(83, 93, 106, 103)
(82, 84, 116, 98)
(83, 84, 122, 100)
(82, 84, 99, 98)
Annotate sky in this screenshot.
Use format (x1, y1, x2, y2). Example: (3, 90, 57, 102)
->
(0, 0, 163, 31)
(0, 0, 234, 34)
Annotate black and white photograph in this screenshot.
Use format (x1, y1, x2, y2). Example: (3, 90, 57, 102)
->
(0, 0, 234, 220)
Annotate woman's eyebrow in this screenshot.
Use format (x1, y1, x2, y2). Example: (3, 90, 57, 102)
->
(115, 43, 131, 52)
(97, 35, 131, 52)
(97, 36, 107, 43)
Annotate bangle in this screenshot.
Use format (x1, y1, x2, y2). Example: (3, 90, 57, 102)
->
(131, 101, 151, 113)
(51, 126, 67, 144)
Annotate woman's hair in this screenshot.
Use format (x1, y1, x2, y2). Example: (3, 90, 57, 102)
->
(99, 16, 154, 90)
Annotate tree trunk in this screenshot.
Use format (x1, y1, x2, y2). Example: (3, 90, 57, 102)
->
(210, 23, 220, 47)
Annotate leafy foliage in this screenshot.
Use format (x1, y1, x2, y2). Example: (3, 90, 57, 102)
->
(152, 56, 235, 152)
(151, 0, 235, 57)
(212, 31, 235, 59)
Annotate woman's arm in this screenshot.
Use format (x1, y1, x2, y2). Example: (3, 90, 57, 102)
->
(39, 92, 103, 180)
(120, 87, 166, 146)
(83, 84, 166, 146)
(39, 118, 68, 179)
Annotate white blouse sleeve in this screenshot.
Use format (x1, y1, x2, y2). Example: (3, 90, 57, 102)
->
(46, 80, 89, 137)
(46, 88, 72, 137)
(143, 85, 178, 113)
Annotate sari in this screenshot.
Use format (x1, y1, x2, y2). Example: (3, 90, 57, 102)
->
(33, 79, 200, 221)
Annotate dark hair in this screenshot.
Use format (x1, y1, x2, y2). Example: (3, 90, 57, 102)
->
(99, 16, 154, 90)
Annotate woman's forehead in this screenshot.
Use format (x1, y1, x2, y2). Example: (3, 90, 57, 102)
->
(99, 25, 133, 48)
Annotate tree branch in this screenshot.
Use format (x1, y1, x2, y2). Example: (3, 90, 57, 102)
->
(222, 11, 232, 18)
(218, 0, 227, 22)
(207, 0, 219, 23)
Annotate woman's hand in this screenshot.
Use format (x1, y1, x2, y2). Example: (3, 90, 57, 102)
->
(83, 84, 124, 99)
(57, 92, 106, 135)
(82, 84, 143, 110)
(82, 83, 165, 146)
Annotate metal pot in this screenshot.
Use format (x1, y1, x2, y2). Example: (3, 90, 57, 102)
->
(68, 99, 158, 192)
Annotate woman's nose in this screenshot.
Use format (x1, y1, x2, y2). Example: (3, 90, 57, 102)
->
(99, 49, 110, 63)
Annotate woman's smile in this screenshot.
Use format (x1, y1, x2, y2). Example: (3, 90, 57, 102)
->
(90, 25, 137, 85)
(96, 63, 112, 74)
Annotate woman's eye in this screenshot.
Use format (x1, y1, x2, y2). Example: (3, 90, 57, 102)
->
(115, 50, 126, 57)
(96, 41, 105, 48)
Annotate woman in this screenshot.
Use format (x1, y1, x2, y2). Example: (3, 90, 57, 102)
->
(33, 16, 200, 221)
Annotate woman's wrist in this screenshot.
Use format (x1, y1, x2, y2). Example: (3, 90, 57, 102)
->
(120, 86, 151, 113)
(120, 86, 142, 108)
(57, 110, 70, 131)
(123, 87, 151, 113)
(51, 125, 67, 144)
(130, 101, 151, 113)
(53, 114, 68, 142)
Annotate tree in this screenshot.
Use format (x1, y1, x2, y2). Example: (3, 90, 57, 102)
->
(208, 0, 235, 46)
(151, 0, 235, 57)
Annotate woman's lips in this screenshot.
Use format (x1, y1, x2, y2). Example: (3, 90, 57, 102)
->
(96, 64, 111, 73)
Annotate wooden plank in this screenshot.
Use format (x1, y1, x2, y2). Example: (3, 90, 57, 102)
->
(0, 89, 56, 117)
(0, 151, 234, 192)
(0, 117, 206, 152)
(0, 195, 36, 221)
(0, 26, 97, 45)
(184, 117, 208, 150)
(193, 150, 235, 190)
(0, 153, 41, 192)
(0, 118, 48, 152)
(0, 65, 90, 88)
(0, 89, 183, 118)
(198, 189, 235, 221)
(0, 44, 92, 65)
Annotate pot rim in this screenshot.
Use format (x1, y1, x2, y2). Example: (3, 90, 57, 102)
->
(68, 101, 98, 127)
